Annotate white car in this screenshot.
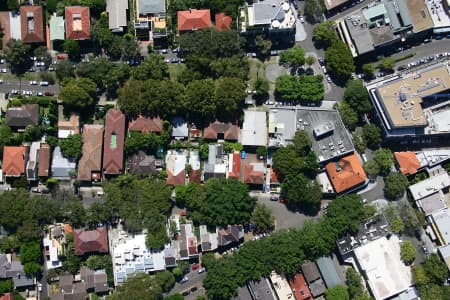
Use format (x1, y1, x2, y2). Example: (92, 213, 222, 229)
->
(321, 65, 327, 74)
(299, 15, 304, 23)
(30, 80, 37, 85)
(0, 79, 3, 84)
(39, 81, 49, 86)
(326, 75, 332, 83)
(0, 68, 6, 73)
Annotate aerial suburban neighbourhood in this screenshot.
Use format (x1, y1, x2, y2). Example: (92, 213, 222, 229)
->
(1, 0, 450, 299)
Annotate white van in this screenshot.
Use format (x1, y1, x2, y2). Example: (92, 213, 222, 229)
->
(39, 81, 49, 86)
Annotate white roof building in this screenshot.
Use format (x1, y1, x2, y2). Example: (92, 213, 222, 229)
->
(43, 237, 62, 269)
(354, 235, 412, 300)
(112, 233, 166, 285)
(432, 210, 450, 246)
(408, 172, 450, 201)
(242, 110, 267, 147)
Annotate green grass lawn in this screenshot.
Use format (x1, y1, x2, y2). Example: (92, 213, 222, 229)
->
(168, 63, 186, 81)
(248, 58, 265, 87)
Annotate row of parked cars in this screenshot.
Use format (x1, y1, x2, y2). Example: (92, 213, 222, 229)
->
(10, 89, 54, 96)
(397, 52, 450, 71)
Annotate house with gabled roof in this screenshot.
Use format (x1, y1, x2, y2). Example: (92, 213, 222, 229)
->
(5, 104, 39, 131)
(65, 6, 91, 40)
(20, 5, 45, 43)
(199, 225, 218, 252)
(243, 162, 265, 185)
(73, 227, 108, 256)
(78, 125, 104, 182)
(217, 225, 244, 248)
(204, 120, 239, 141)
(106, 0, 128, 32)
(325, 153, 367, 194)
(178, 9, 211, 32)
(394, 151, 421, 176)
(128, 115, 163, 133)
(38, 143, 51, 178)
(127, 151, 159, 177)
(103, 109, 125, 176)
(228, 151, 241, 180)
(166, 150, 186, 185)
(2, 146, 26, 177)
(178, 222, 198, 260)
(215, 13, 232, 31)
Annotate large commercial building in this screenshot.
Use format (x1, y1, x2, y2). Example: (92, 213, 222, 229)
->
(368, 63, 450, 145)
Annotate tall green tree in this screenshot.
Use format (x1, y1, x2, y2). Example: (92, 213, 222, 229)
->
(107, 273, 162, 300)
(59, 134, 83, 161)
(281, 174, 322, 211)
(131, 53, 169, 80)
(325, 41, 355, 82)
(293, 130, 312, 156)
(155, 271, 175, 292)
(64, 39, 81, 61)
(344, 80, 372, 114)
(336, 101, 358, 130)
(374, 148, 393, 176)
(4, 39, 32, 77)
(362, 124, 382, 150)
(251, 203, 275, 233)
(59, 77, 98, 111)
(400, 240, 416, 265)
(279, 45, 305, 69)
(325, 285, 349, 300)
(384, 172, 409, 200)
(313, 21, 339, 48)
(379, 57, 395, 73)
(255, 35, 272, 57)
(304, 0, 325, 23)
(55, 60, 75, 82)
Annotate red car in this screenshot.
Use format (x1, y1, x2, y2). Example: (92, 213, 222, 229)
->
(279, 194, 286, 203)
(44, 91, 54, 96)
(56, 54, 68, 60)
(191, 263, 201, 271)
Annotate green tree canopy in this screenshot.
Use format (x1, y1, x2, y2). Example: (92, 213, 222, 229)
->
(275, 75, 324, 104)
(400, 240, 416, 265)
(131, 53, 169, 80)
(305, 55, 316, 66)
(374, 148, 393, 175)
(279, 45, 305, 68)
(362, 63, 375, 78)
(325, 194, 366, 236)
(344, 79, 372, 114)
(185, 179, 256, 226)
(250, 203, 275, 233)
(325, 285, 349, 300)
(155, 270, 175, 292)
(281, 173, 322, 211)
(59, 77, 98, 111)
(272, 146, 303, 180)
(59, 134, 82, 161)
(304, 0, 325, 23)
(384, 172, 409, 200)
(293, 130, 312, 156)
(336, 101, 358, 130)
(363, 160, 380, 179)
(107, 273, 162, 300)
(362, 124, 382, 149)
(255, 35, 272, 57)
(379, 57, 395, 73)
(325, 41, 355, 82)
(64, 39, 81, 61)
(4, 39, 32, 77)
(313, 21, 339, 48)
(55, 60, 75, 82)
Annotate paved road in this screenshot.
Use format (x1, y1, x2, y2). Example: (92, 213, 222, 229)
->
(391, 39, 450, 67)
(292, 4, 307, 42)
(359, 176, 385, 201)
(0, 78, 60, 95)
(168, 270, 207, 299)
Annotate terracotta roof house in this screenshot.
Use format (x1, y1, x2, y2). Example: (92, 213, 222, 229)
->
(325, 153, 367, 194)
(0, 293, 12, 300)
(73, 227, 108, 256)
(394, 151, 421, 176)
(5, 104, 39, 130)
(103, 109, 125, 175)
(0, 12, 11, 48)
(128, 115, 163, 133)
(166, 150, 186, 185)
(2, 146, 26, 177)
(78, 125, 104, 182)
(127, 151, 159, 176)
(179, 223, 198, 259)
(38, 144, 51, 177)
(20, 5, 45, 43)
(188, 150, 201, 183)
(270, 167, 280, 185)
(215, 13, 232, 31)
(243, 163, 265, 185)
(228, 152, 241, 180)
(178, 9, 211, 32)
(58, 105, 79, 138)
(289, 273, 312, 300)
(217, 225, 244, 247)
(203, 120, 239, 141)
(65, 6, 91, 40)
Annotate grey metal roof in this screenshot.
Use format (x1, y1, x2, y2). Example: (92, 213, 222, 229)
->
(253, 3, 279, 25)
(106, 0, 128, 31)
(396, 0, 413, 27)
(138, 0, 165, 15)
(316, 256, 344, 288)
(344, 18, 374, 55)
(51, 147, 76, 179)
(385, 2, 402, 31)
(171, 117, 188, 138)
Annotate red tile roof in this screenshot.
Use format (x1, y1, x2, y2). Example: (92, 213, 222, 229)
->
(189, 169, 201, 183)
(289, 273, 312, 300)
(228, 152, 241, 179)
(0, 293, 12, 300)
(167, 169, 185, 185)
(20, 6, 45, 43)
(204, 120, 239, 141)
(243, 164, 265, 184)
(103, 109, 125, 175)
(325, 153, 367, 193)
(78, 125, 104, 181)
(270, 167, 280, 184)
(38, 143, 50, 177)
(178, 9, 211, 32)
(215, 13, 232, 31)
(2, 146, 26, 177)
(74, 227, 108, 255)
(128, 115, 163, 133)
(64, 223, 73, 234)
(0, 12, 11, 48)
(65, 6, 90, 40)
(394, 151, 420, 175)
(188, 237, 198, 256)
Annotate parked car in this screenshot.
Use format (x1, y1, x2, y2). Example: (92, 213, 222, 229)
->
(30, 80, 37, 85)
(40, 81, 49, 86)
(299, 15, 304, 23)
(180, 276, 189, 284)
(198, 268, 206, 274)
(192, 263, 200, 271)
(44, 91, 54, 96)
(0, 68, 7, 73)
(0, 79, 3, 84)
(326, 75, 332, 83)
(321, 65, 327, 74)
(161, 49, 168, 54)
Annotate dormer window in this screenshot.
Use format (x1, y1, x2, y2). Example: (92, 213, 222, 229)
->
(73, 13, 82, 31)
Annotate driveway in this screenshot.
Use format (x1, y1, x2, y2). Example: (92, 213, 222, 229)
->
(265, 58, 286, 84)
(167, 270, 207, 299)
(255, 193, 313, 230)
(291, 4, 307, 42)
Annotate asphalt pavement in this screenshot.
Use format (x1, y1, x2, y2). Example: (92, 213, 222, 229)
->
(168, 270, 207, 299)
(0, 78, 60, 95)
